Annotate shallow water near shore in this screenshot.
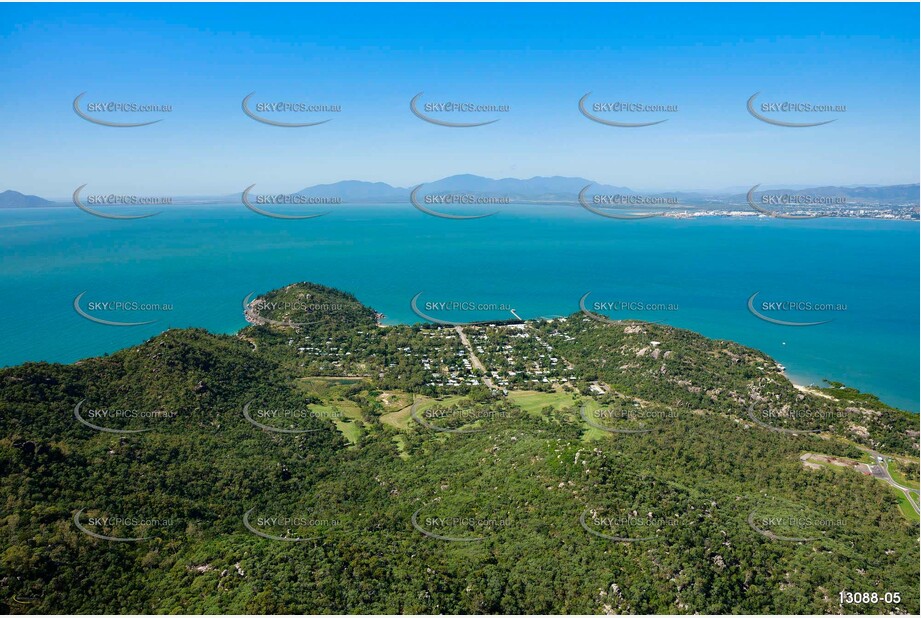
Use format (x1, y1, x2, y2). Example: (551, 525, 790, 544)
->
(1, 204, 917, 411)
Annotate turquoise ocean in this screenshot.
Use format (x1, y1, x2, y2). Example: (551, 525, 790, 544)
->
(1, 204, 917, 411)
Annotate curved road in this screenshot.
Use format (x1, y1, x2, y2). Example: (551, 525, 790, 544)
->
(863, 448, 920, 515)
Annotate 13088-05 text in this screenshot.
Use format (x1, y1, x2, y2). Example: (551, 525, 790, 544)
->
(839, 591, 901, 605)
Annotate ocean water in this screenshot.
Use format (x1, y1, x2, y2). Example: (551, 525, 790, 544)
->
(1, 204, 918, 411)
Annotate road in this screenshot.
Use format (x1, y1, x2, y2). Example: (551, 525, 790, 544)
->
(454, 326, 496, 390)
(862, 448, 920, 515)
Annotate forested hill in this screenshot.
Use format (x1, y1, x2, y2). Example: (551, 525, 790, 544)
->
(1, 282, 917, 614)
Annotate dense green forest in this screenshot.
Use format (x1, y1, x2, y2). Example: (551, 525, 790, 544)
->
(1, 282, 918, 614)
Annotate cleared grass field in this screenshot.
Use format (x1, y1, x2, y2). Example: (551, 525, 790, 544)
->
(296, 376, 369, 399)
(311, 400, 364, 445)
(506, 390, 579, 415)
(380, 394, 469, 431)
(505, 390, 629, 441)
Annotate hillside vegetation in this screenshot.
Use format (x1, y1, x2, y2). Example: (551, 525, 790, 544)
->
(1, 282, 917, 614)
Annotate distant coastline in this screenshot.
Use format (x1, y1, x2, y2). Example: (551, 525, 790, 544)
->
(2, 177, 918, 221)
(2, 201, 918, 222)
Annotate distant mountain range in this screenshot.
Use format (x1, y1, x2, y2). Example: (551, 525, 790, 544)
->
(739, 184, 920, 204)
(0, 190, 57, 209)
(292, 175, 634, 203)
(2, 177, 918, 208)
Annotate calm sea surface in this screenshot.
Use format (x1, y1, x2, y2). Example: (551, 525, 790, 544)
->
(1, 204, 917, 411)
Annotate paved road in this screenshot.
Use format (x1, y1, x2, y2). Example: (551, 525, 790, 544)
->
(863, 448, 920, 515)
(454, 326, 496, 390)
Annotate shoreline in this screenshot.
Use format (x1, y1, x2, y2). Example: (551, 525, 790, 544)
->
(5, 291, 917, 414)
(791, 381, 836, 400)
(1, 203, 918, 223)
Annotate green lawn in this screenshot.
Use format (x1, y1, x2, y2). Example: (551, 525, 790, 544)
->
(506, 391, 660, 442)
(893, 490, 920, 523)
(506, 390, 578, 415)
(577, 398, 617, 441)
(379, 394, 469, 431)
(296, 376, 369, 399)
(887, 460, 920, 490)
(311, 400, 364, 445)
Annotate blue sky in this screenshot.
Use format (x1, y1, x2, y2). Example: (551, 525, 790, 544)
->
(0, 2, 918, 196)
